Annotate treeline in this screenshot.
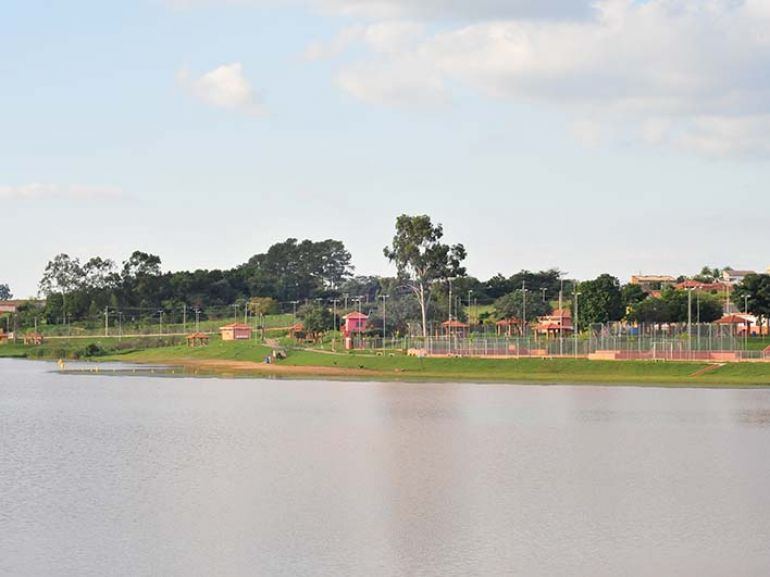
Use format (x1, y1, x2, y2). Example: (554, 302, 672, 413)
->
(36, 239, 353, 325)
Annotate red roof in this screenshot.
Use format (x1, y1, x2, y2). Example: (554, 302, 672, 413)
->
(496, 318, 522, 326)
(343, 312, 368, 320)
(716, 315, 751, 325)
(442, 320, 468, 328)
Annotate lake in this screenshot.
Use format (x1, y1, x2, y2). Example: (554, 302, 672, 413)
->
(2, 358, 770, 576)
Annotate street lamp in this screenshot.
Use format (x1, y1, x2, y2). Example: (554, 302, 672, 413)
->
(574, 291, 581, 357)
(381, 294, 389, 340)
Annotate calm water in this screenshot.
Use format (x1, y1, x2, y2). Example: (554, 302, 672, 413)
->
(2, 359, 770, 576)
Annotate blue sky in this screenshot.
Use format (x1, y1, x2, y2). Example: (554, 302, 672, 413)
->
(3, 0, 770, 297)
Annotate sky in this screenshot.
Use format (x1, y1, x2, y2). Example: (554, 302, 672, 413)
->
(3, 0, 770, 298)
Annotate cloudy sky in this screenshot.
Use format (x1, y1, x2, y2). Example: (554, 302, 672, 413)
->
(3, 0, 770, 297)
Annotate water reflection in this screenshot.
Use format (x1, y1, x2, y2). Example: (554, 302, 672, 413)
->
(3, 360, 770, 577)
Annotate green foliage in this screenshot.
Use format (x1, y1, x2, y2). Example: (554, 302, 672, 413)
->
(494, 290, 552, 321)
(733, 274, 770, 321)
(298, 304, 334, 335)
(621, 284, 647, 310)
(576, 274, 624, 328)
(383, 214, 466, 337)
(0, 283, 11, 300)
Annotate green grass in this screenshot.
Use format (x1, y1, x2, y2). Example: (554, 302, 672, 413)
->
(6, 335, 770, 386)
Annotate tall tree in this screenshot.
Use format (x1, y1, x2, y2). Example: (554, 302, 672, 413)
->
(575, 274, 624, 329)
(733, 274, 770, 330)
(384, 214, 466, 338)
(494, 290, 552, 323)
(39, 254, 84, 323)
(0, 283, 11, 300)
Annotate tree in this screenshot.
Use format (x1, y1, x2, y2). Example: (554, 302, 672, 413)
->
(575, 274, 624, 329)
(384, 214, 466, 338)
(621, 283, 647, 312)
(39, 254, 84, 323)
(664, 289, 723, 324)
(733, 274, 770, 331)
(0, 284, 11, 300)
(298, 304, 334, 338)
(627, 297, 671, 326)
(494, 290, 552, 323)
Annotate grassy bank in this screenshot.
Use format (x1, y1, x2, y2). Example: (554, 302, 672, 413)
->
(5, 336, 770, 386)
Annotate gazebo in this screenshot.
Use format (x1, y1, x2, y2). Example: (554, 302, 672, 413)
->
(442, 319, 469, 337)
(186, 332, 209, 347)
(716, 314, 752, 335)
(496, 318, 522, 337)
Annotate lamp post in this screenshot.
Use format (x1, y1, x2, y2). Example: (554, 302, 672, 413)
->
(467, 290, 473, 327)
(521, 281, 528, 338)
(381, 294, 389, 341)
(574, 292, 581, 358)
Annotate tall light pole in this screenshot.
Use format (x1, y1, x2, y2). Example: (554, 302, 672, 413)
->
(467, 289, 473, 328)
(183, 303, 187, 334)
(381, 294, 389, 339)
(158, 309, 163, 336)
(559, 277, 565, 356)
(745, 294, 750, 350)
(195, 308, 201, 332)
(687, 287, 693, 349)
(574, 292, 581, 357)
(290, 300, 300, 328)
(331, 299, 340, 333)
(447, 277, 455, 322)
(522, 281, 528, 338)
(541, 288, 547, 303)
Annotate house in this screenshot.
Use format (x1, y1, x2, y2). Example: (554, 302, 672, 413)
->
(630, 275, 676, 294)
(722, 268, 757, 285)
(674, 280, 732, 294)
(535, 308, 574, 336)
(341, 312, 368, 337)
(219, 323, 253, 341)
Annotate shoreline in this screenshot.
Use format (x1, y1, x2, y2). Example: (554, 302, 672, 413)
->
(52, 355, 770, 388)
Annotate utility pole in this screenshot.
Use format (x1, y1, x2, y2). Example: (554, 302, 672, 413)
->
(467, 290, 473, 326)
(195, 308, 201, 332)
(233, 304, 238, 324)
(574, 292, 581, 358)
(381, 294, 389, 339)
(183, 303, 187, 334)
(104, 307, 109, 337)
(522, 281, 527, 338)
(559, 277, 564, 356)
(344, 293, 349, 310)
(331, 299, 340, 333)
(687, 288, 693, 352)
(159, 310, 163, 336)
(291, 301, 299, 328)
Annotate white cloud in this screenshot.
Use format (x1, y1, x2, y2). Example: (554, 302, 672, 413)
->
(318, 0, 593, 21)
(178, 63, 264, 115)
(0, 184, 125, 200)
(319, 0, 770, 156)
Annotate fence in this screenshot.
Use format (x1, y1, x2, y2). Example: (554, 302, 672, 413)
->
(400, 335, 769, 362)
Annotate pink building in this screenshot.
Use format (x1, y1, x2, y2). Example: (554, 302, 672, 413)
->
(219, 323, 253, 341)
(342, 312, 368, 337)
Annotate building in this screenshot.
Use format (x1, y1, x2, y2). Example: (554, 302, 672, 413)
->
(721, 268, 757, 285)
(219, 323, 253, 341)
(674, 280, 732, 294)
(630, 275, 676, 294)
(341, 312, 368, 337)
(535, 309, 574, 336)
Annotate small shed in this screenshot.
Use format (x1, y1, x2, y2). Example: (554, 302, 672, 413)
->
(186, 332, 209, 347)
(342, 312, 368, 337)
(23, 332, 44, 346)
(219, 323, 253, 341)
